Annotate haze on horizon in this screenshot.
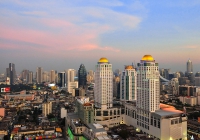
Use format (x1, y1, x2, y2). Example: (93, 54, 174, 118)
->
(0, 0, 200, 74)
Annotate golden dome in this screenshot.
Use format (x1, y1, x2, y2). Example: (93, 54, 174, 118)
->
(141, 55, 154, 61)
(98, 57, 109, 63)
(125, 65, 134, 69)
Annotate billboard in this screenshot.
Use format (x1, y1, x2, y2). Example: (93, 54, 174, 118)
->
(1, 87, 10, 92)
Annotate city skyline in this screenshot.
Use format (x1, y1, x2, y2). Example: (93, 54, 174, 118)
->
(0, 0, 200, 73)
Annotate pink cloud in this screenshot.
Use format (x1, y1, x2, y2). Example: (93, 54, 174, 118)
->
(0, 16, 120, 55)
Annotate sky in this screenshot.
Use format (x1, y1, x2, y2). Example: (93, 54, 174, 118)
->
(0, 0, 200, 74)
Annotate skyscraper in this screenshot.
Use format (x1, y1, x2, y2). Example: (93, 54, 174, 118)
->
(78, 64, 87, 88)
(120, 65, 137, 101)
(94, 57, 113, 109)
(58, 72, 66, 87)
(28, 71, 33, 84)
(66, 69, 78, 94)
(187, 59, 193, 73)
(50, 70, 55, 83)
(137, 55, 160, 112)
(36, 67, 42, 84)
(8, 63, 16, 85)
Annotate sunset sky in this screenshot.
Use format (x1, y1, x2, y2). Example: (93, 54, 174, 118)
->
(0, 0, 200, 73)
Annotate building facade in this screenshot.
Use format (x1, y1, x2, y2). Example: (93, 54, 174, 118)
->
(94, 57, 113, 110)
(120, 65, 137, 101)
(50, 70, 55, 83)
(58, 72, 66, 87)
(8, 63, 16, 85)
(42, 102, 52, 117)
(36, 67, 42, 84)
(187, 59, 193, 73)
(78, 64, 87, 88)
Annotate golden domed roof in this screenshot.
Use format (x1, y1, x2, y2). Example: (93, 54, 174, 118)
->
(98, 57, 109, 63)
(125, 65, 134, 69)
(142, 55, 154, 61)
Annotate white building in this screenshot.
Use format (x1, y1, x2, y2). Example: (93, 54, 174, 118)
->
(187, 59, 193, 73)
(123, 55, 187, 140)
(66, 69, 78, 95)
(94, 57, 113, 110)
(61, 107, 67, 118)
(120, 65, 137, 101)
(137, 55, 160, 112)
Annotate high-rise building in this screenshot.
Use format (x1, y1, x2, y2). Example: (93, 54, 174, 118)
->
(21, 69, 29, 83)
(94, 57, 113, 110)
(58, 72, 66, 87)
(137, 55, 160, 112)
(78, 64, 87, 88)
(42, 102, 52, 117)
(36, 67, 42, 83)
(123, 55, 187, 140)
(42, 71, 49, 82)
(187, 59, 193, 73)
(120, 65, 137, 101)
(66, 69, 78, 94)
(87, 70, 94, 83)
(50, 70, 55, 83)
(113, 76, 120, 98)
(28, 71, 33, 84)
(8, 63, 16, 85)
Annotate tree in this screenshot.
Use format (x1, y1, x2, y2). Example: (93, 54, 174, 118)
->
(118, 130, 129, 139)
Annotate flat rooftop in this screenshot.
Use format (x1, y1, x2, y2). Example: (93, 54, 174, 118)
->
(87, 123, 106, 133)
(152, 109, 183, 118)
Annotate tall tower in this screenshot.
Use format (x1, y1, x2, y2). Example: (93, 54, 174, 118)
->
(187, 59, 193, 73)
(78, 64, 87, 88)
(137, 55, 160, 112)
(94, 57, 113, 110)
(58, 72, 66, 87)
(50, 70, 55, 83)
(120, 65, 137, 101)
(36, 67, 42, 84)
(66, 69, 78, 94)
(28, 71, 33, 84)
(9, 63, 16, 85)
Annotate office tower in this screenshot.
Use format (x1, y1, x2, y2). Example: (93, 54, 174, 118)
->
(168, 78, 179, 95)
(8, 63, 16, 85)
(50, 70, 55, 83)
(195, 77, 200, 86)
(120, 65, 137, 101)
(87, 70, 94, 83)
(187, 59, 193, 73)
(21, 69, 29, 83)
(42, 71, 49, 82)
(28, 71, 33, 84)
(66, 69, 78, 94)
(36, 67, 42, 83)
(66, 69, 76, 83)
(78, 64, 87, 88)
(137, 55, 160, 112)
(113, 76, 120, 98)
(6, 68, 10, 78)
(174, 72, 181, 78)
(58, 72, 66, 87)
(94, 57, 113, 109)
(195, 72, 200, 77)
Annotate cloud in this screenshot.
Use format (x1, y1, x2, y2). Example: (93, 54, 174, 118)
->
(0, 0, 144, 61)
(181, 45, 198, 49)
